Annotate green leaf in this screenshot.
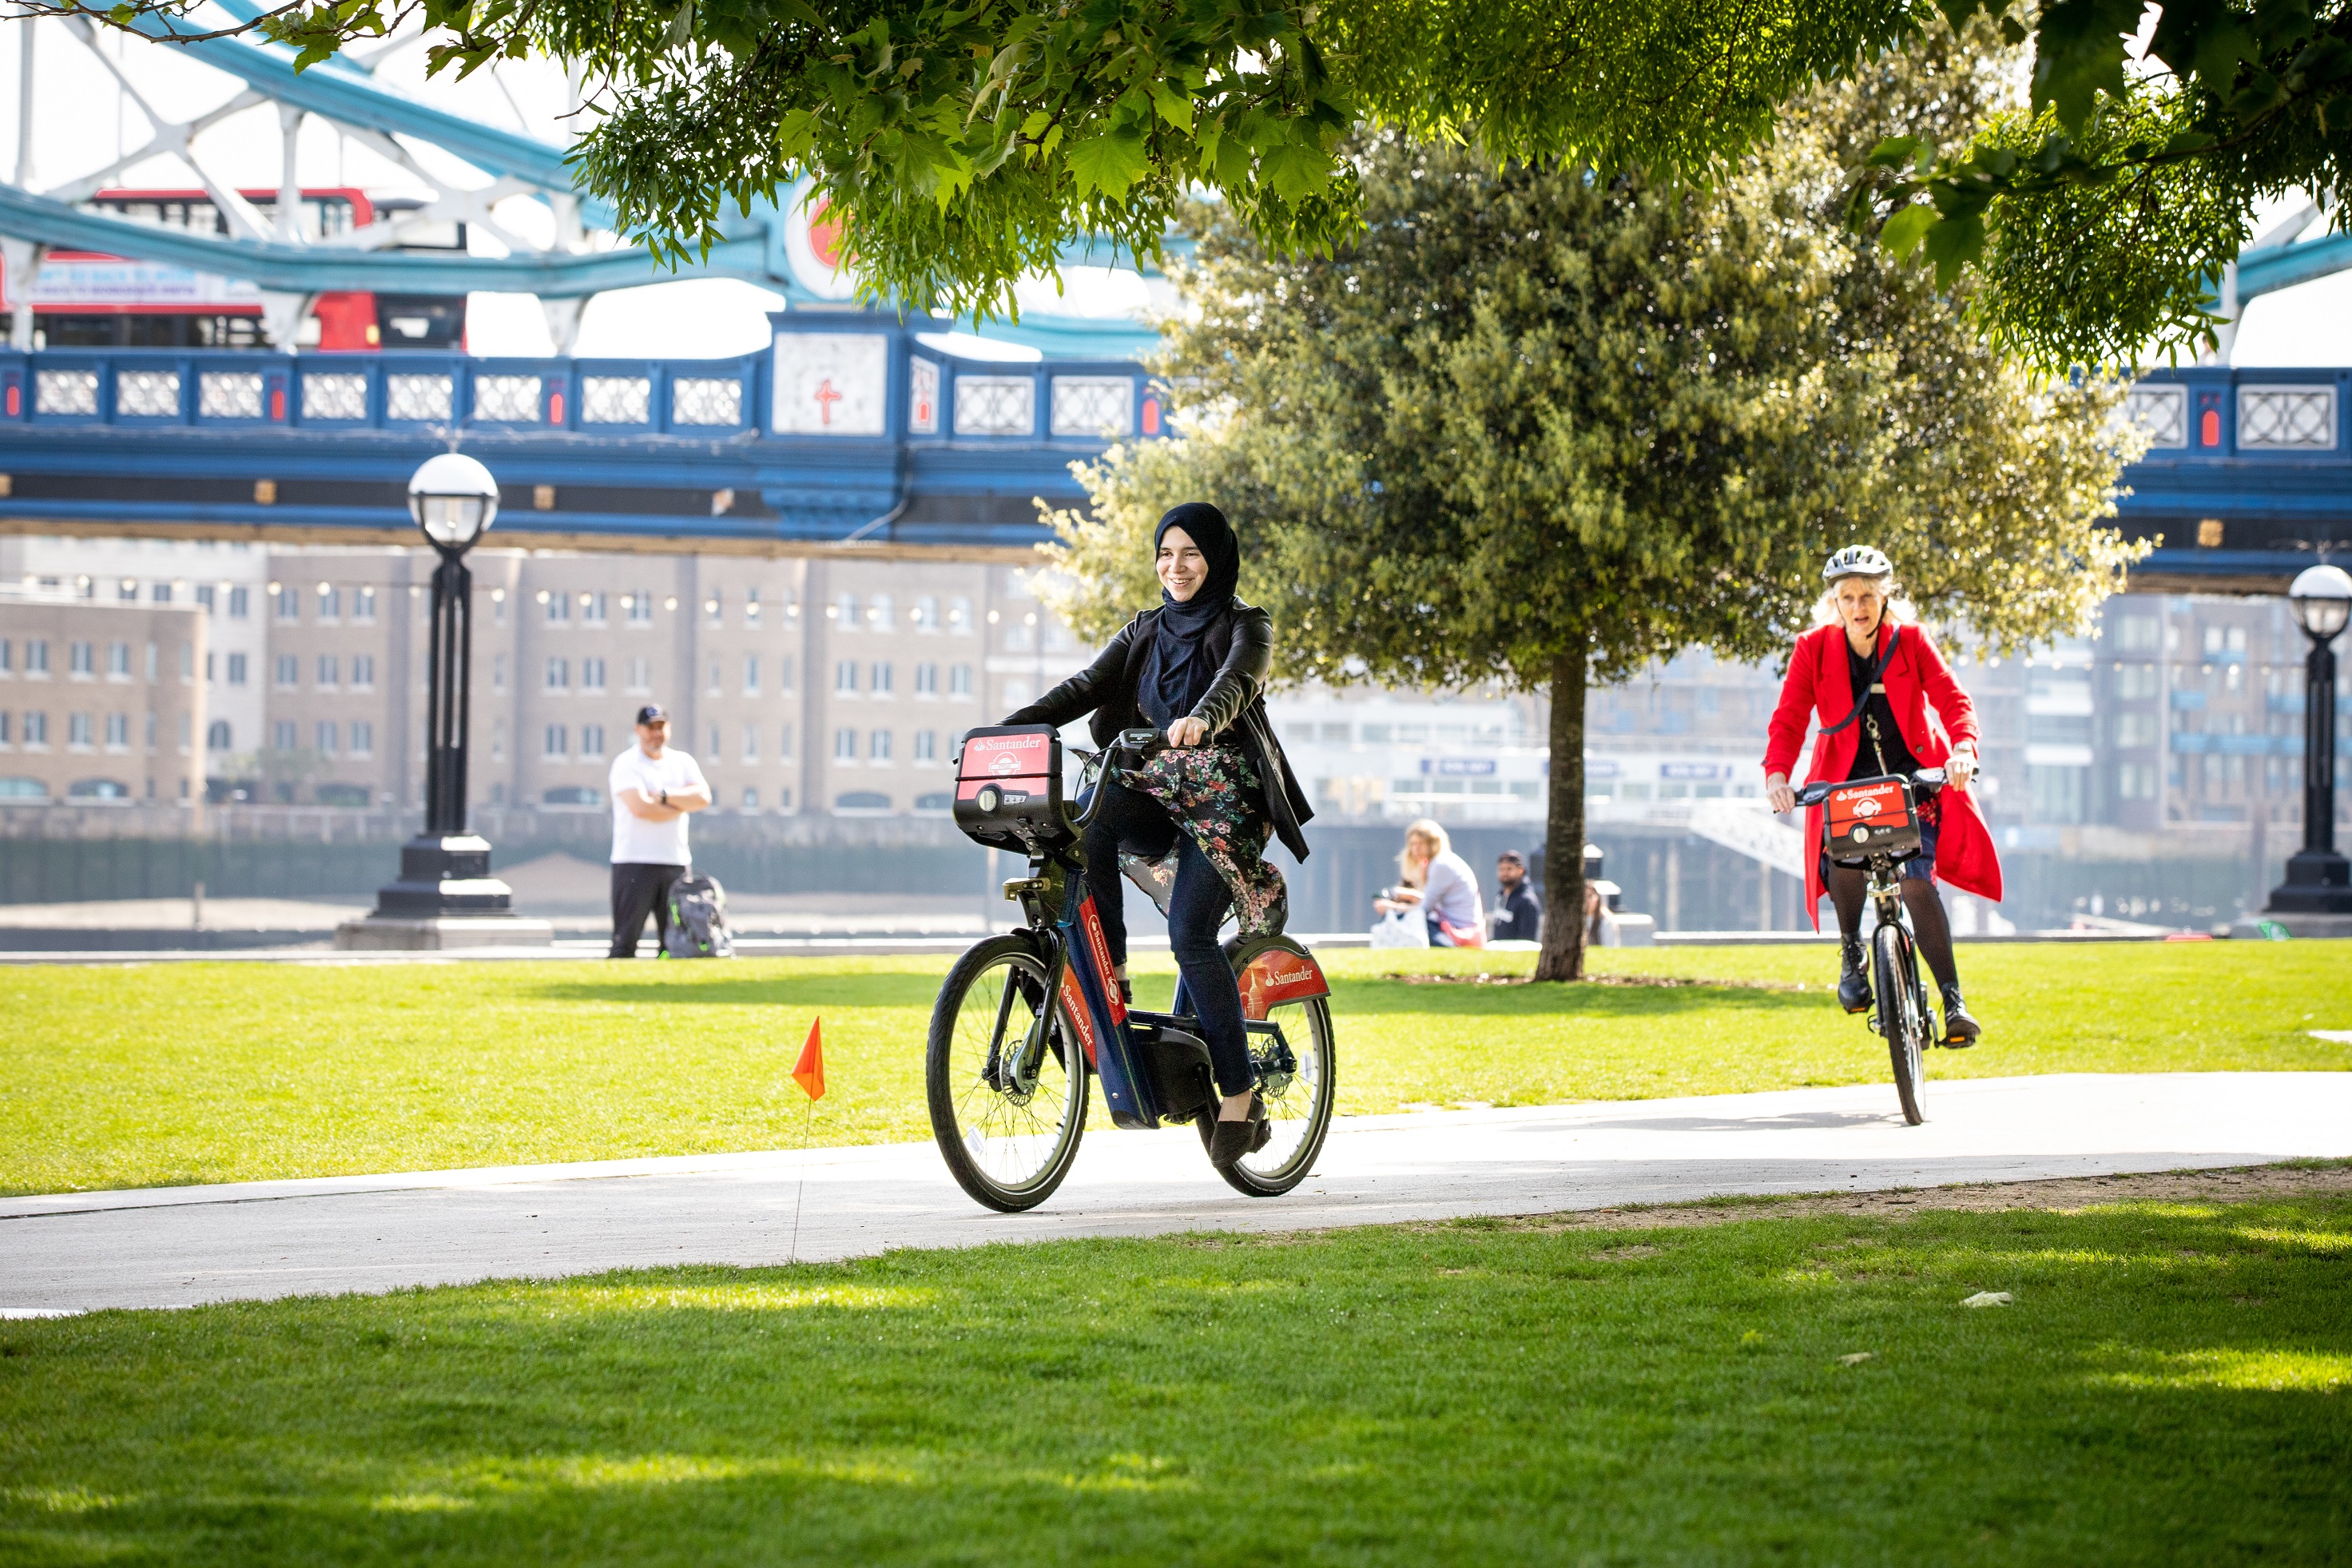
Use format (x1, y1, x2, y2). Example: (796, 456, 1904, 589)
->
(2031, 0, 2144, 133)
(1149, 80, 1195, 132)
(1921, 211, 1986, 288)
(1065, 125, 1151, 199)
(1880, 202, 1937, 258)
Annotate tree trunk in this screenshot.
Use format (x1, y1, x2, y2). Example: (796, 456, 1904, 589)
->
(1534, 649, 1587, 982)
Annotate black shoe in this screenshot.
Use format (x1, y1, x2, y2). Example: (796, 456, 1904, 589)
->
(1210, 1094, 1267, 1168)
(1940, 984, 1981, 1046)
(1837, 938, 1872, 1014)
(1118, 977, 1133, 1006)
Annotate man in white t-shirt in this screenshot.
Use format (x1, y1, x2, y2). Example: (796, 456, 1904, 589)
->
(607, 705, 712, 958)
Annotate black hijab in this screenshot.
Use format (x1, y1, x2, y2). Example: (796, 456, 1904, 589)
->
(1138, 502, 1240, 728)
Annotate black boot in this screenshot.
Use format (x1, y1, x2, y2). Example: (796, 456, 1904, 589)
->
(1838, 937, 1873, 1014)
(1940, 983, 1981, 1046)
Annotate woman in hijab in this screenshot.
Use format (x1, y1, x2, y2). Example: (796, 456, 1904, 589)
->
(1003, 502, 1314, 1169)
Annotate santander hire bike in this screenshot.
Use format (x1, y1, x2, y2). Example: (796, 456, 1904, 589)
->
(924, 723, 1338, 1212)
(1796, 767, 1952, 1126)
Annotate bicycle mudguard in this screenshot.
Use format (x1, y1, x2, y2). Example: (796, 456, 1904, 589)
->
(1234, 939, 1330, 1021)
(1059, 883, 1162, 1129)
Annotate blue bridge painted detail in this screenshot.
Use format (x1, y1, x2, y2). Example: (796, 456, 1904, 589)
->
(2117, 367, 2352, 582)
(0, 313, 1165, 551)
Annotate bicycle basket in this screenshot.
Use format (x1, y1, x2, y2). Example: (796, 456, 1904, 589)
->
(1822, 775, 1922, 864)
(952, 724, 1075, 851)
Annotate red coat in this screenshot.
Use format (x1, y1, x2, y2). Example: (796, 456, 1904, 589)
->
(1762, 621, 2004, 927)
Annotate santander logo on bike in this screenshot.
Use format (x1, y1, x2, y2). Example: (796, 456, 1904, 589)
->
(1851, 797, 1882, 818)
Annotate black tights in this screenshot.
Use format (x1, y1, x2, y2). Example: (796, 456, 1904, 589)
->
(1827, 867, 1959, 990)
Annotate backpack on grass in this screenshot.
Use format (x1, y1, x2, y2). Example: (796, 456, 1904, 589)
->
(662, 871, 735, 959)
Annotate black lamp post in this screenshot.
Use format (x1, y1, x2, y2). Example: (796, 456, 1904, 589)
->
(341, 454, 544, 947)
(2263, 562, 2352, 923)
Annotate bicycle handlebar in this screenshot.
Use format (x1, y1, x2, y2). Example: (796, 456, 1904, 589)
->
(1794, 768, 1946, 808)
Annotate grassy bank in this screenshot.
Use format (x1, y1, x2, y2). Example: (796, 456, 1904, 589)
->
(2, 942, 2346, 1194)
(4, 1173, 2347, 1565)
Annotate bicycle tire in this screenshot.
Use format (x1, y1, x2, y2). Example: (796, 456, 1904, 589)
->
(1195, 935, 1338, 1197)
(1873, 925, 1927, 1126)
(926, 934, 1091, 1212)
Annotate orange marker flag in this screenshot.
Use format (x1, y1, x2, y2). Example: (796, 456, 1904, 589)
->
(792, 1017, 826, 1102)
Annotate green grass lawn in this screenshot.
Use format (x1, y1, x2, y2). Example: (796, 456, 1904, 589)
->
(3, 943, 2346, 1195)
(4, 1179, 2346, 1565)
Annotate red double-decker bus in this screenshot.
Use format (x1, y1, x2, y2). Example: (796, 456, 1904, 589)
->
(0, 186, 467, 352)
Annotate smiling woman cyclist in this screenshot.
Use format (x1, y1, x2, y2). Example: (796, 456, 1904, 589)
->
(1763, 546, 2002, 1043)
(1001, 502, 1314, 1169)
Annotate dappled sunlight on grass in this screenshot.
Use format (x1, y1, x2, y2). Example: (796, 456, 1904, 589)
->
(2090, 1346, 2352, 1393)
(2234, 1225, 2352, 1254)
(550, 1283, 937, 1315)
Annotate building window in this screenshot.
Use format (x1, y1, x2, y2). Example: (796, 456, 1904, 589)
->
(316, 721, 338, 755)
(780, 723, 795, 758)
(706, 724, 722, 760)
(836, 660, 858, 695)
(914, 728, 938, 762)
(835, 727, 857, 761)
(582, 592, 608, 625)
(705, 591, 724, 628)
(0, 711, 10, 745)
(273, 720, 296, 749)
(543, 590, 570, 624)
(117, 579, 137, 603)
(316, 655, 339, 689)
(780, 656, 796, 695)
(546, 657, 570, 691)
(743, 656, 760, 695)
(742, 787, 759, 810)
(913, 594, 940, 632)
(348, 720, 372, 756)
(741, 724, 759, 761)
(149, 712, 160, 750)
(949, 664, 973, 697)
(355, 586, 376, 622)
(150, 582, 172, 605)
(70, 712, 94, 748)
(352, 654, 375, 689)
(707, 661, 722, 697)
(491, 720, 507, 761)
(835, 591, 859, 629)
(493, 654, 507, 692)
(948, 597, 973, 633)
(869, 593, 896, 630)
(105, 712, 129, 748)
(870, 728, 892, 764)
(626, 593, 654, 625)
(23, 711, 46, 746)
(582, 657, 606, 693)
(544, 724, 569, 759)
(228, 586, 249, 619)
(70, 641, 94, 676)
(916, 661, 940, 696)
(316, 585, 341, 621)
(582, 723, 606, 756)
(626, 657, 650, 693)
(26, 640, 47, 675)
(0, 639, 10, 673)
(872, 662, 895, 697)
(275, 585, 300, 621)
(207, 720, 232, 750)
(275, 655, 298, 689)
(106, 641, 130, 677)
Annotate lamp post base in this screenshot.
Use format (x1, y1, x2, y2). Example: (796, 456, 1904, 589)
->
(2236, 848, 2352, 937)
(335, 915, 557, 951)
(336, 833, 554, 949)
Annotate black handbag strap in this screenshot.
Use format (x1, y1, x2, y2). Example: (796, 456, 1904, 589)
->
(1818, 625, 1901, 739)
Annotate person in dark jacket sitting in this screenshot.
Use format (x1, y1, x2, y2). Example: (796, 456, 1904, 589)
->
(1003, 502, 1314, 1170)
(1489, 850, 1543, 943)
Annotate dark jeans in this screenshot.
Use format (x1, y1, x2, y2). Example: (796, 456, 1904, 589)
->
(610, 862, 684, 958)
(1082, 776, 1253, 1098)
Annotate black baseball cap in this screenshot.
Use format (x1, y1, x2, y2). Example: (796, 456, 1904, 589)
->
(635, 704, 669, 725)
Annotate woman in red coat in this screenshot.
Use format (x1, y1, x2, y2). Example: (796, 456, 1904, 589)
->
(1763, 546, 2001, 1042)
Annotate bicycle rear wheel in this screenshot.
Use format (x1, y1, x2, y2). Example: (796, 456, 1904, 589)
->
(1873, 925, 1928, 1125)
(926, 934, 1090, 1211)
(1197, 938, 1337, 1197)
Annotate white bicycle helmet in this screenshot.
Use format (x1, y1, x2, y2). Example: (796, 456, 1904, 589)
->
(1822, 544, 1893, 582)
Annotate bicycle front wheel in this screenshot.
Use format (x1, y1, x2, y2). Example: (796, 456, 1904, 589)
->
(1873, 925, 1928, 1125)
(926, 934, 1091, 1211)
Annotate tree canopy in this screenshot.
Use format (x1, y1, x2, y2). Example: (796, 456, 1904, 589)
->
(60, 0, 2349, 363)
(1039, 43, 2141, 978)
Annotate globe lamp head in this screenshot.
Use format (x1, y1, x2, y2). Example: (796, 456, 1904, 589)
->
(407, 453, 500, 553)
(2288, 563, 2352, 641)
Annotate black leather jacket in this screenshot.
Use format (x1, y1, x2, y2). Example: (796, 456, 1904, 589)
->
(1005, 597, 1315, 859)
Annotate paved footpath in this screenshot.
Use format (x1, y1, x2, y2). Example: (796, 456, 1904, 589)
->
(6, 1072, 2349, 1314)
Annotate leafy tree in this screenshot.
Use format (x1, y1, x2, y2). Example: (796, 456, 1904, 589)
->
(63, 0, 2347, 361)
(1041, 54, 2140, 980)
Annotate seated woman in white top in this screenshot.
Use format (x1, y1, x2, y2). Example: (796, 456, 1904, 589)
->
(1373, 818, 1484, 946)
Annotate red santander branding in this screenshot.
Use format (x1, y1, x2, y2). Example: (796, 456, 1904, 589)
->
(960, 731, 1048, 781)
(1057, 965, 1098, 1066)
(1239, 948, 1330, 1021)
(1076, 895, 1126, 1023)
